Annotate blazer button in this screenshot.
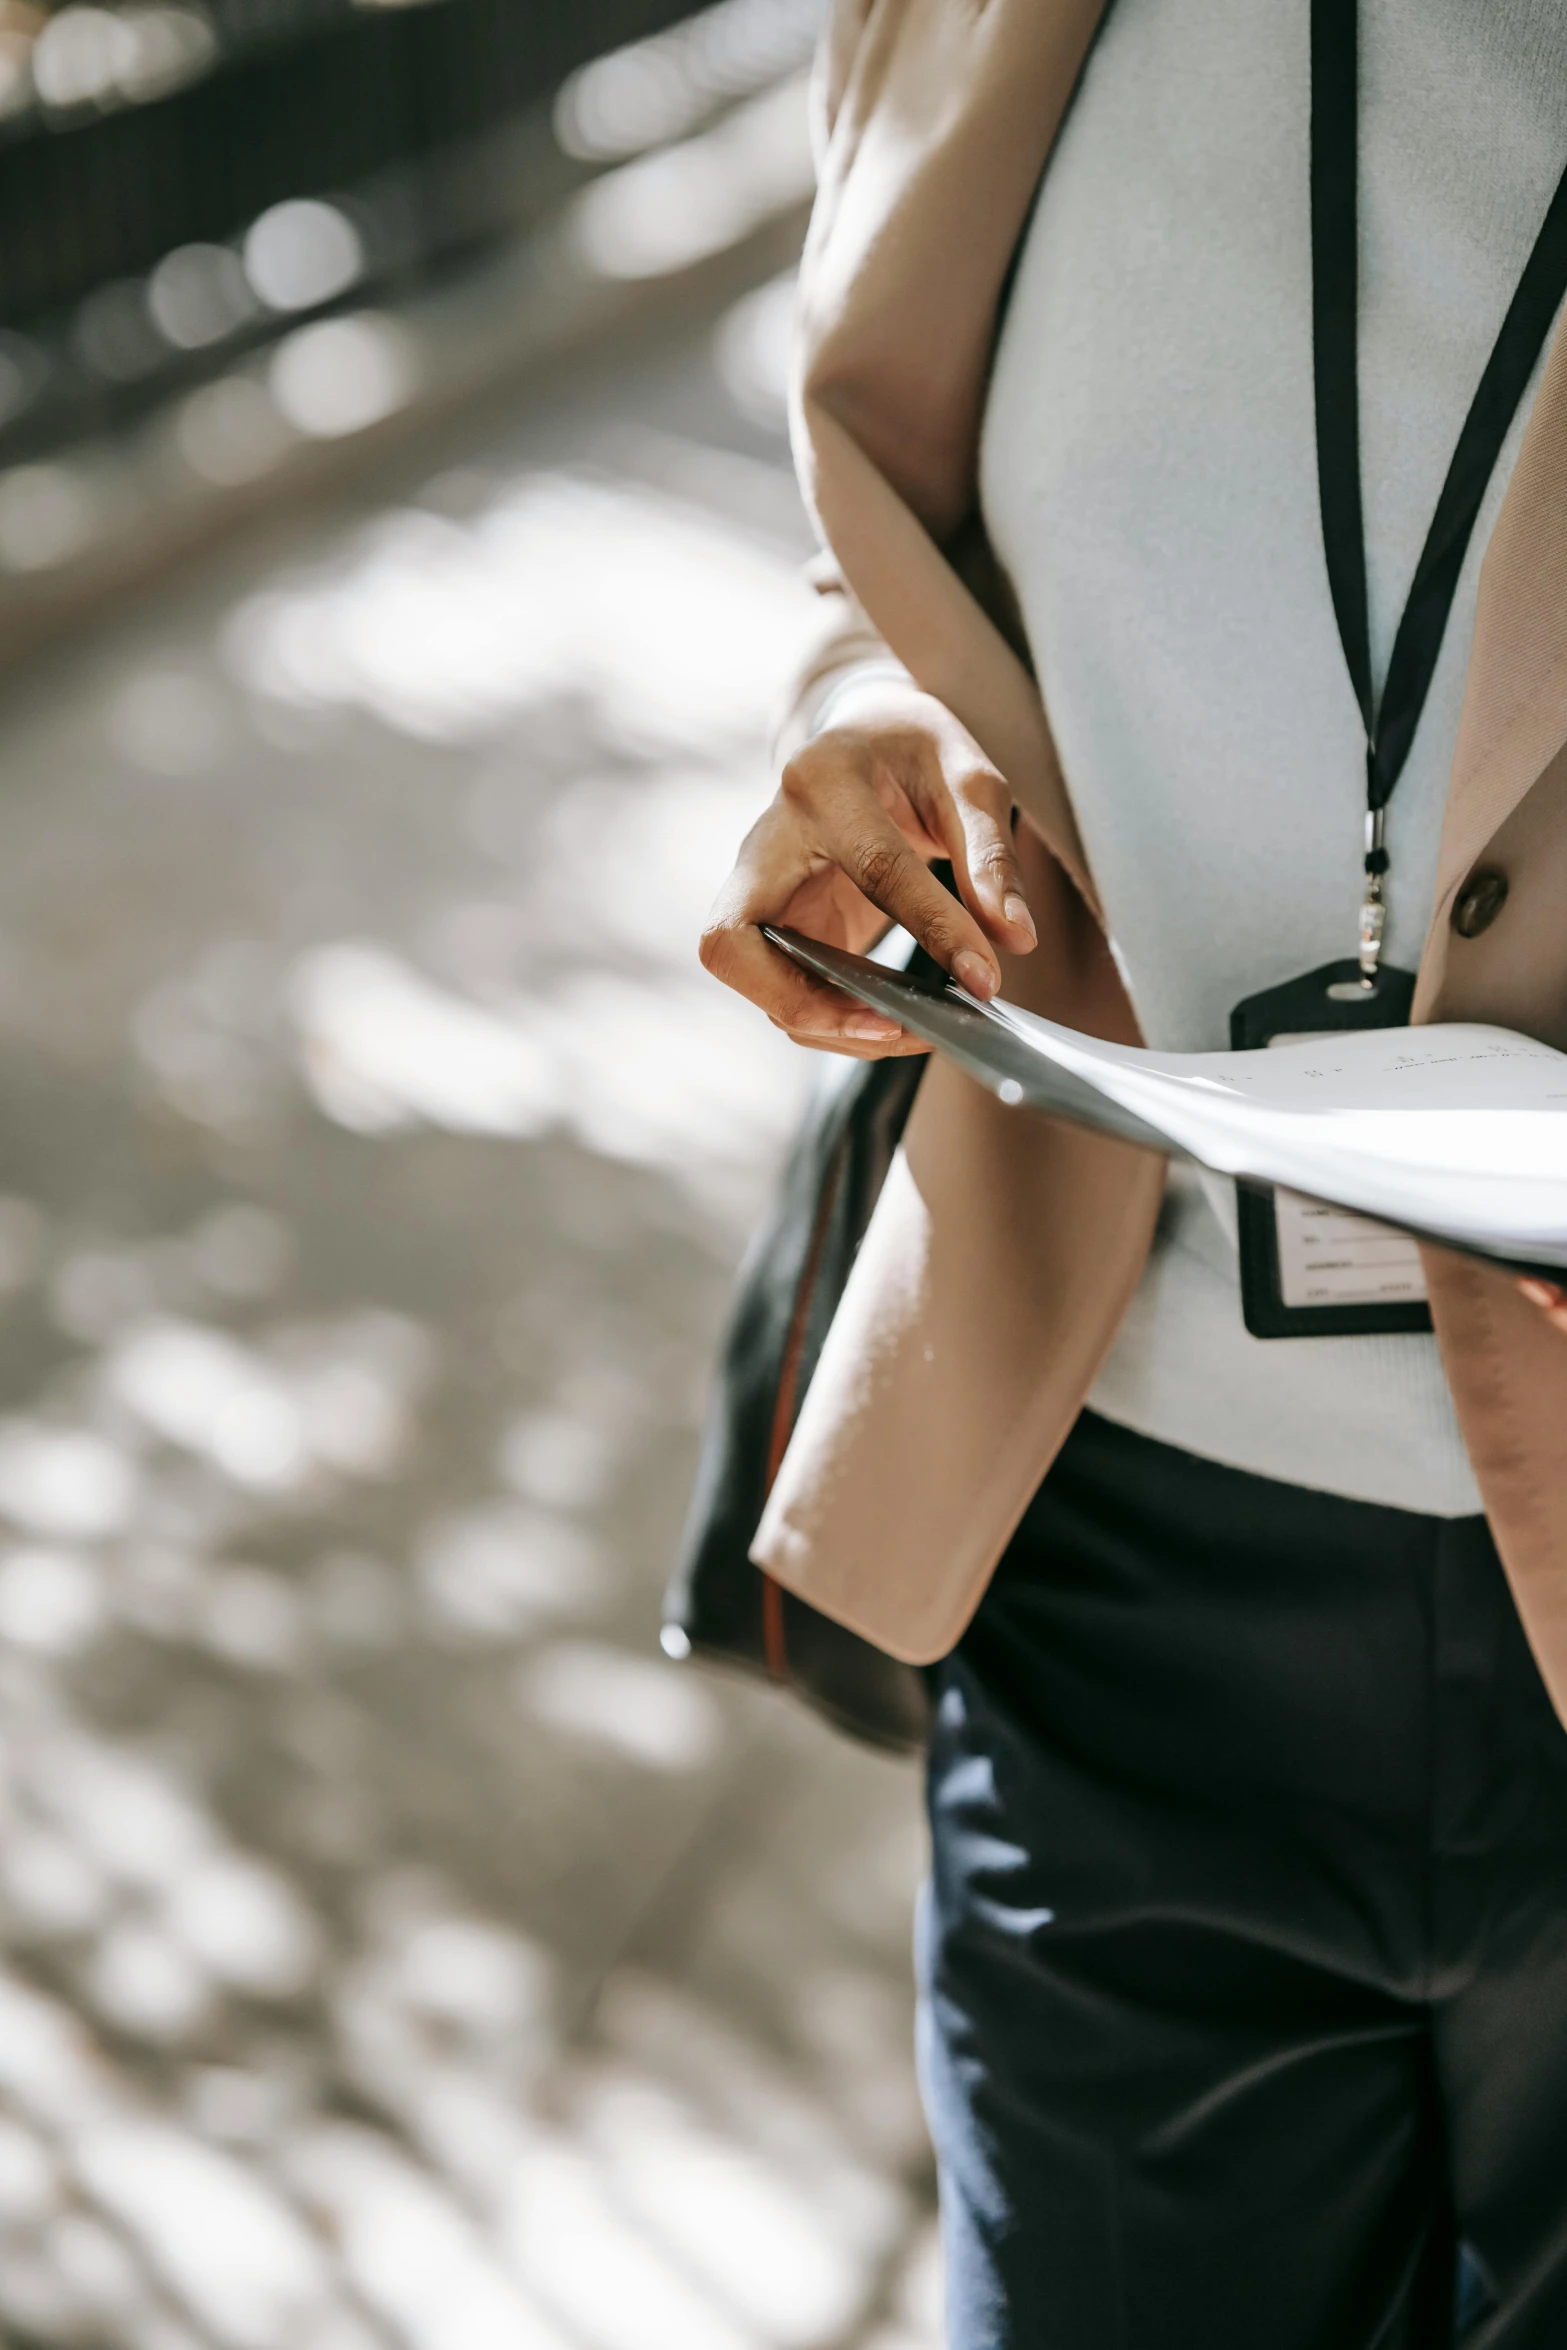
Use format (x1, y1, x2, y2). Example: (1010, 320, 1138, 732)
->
(1451, 868, 1509, 938)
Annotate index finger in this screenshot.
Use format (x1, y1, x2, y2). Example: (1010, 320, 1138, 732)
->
(820, 795, 1003, 1000)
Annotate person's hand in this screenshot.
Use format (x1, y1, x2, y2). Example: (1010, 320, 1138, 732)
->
(700, 677, 1037, 1057)
(1518, 1278, 1567, 1335)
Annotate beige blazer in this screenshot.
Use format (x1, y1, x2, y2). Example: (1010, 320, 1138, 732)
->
(751, 0, 1567, 1722)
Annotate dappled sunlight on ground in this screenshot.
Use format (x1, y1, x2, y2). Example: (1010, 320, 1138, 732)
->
(0, 283, 937, 2347)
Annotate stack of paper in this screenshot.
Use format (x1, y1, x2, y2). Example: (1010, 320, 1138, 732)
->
(765, 927, 1567, 1278)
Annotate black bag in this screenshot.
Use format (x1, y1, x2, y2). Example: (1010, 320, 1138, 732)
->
(662, 961, 935, 1755)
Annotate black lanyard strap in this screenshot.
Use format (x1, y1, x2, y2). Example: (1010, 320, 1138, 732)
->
(1310, 0, 1567, 970)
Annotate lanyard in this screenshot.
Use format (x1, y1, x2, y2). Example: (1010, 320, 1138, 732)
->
(1310, 0, 1567, 983)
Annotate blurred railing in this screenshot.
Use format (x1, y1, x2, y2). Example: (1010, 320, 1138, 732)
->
(0, 0, 821, 466)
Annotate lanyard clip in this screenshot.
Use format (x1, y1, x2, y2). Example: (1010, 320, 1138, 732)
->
(1358, 806, 1388, 986)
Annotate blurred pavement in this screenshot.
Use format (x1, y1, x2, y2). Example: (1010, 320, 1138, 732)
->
(0, 246, 940, 2348)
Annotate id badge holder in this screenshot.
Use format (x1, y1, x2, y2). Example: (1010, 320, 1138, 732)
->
(1228, 959, 1433, 1339)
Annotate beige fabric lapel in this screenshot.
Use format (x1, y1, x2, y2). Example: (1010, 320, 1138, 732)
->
(1411, 309, 1567, 1726)
(1415, 312, 1567, 1018)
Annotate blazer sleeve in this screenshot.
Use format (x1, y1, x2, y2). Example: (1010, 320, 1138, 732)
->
(809, 0, 878, 169)
(774, 554, 912, 763)
(776, 0, 906, 763)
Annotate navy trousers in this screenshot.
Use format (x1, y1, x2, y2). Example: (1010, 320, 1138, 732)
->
(920, 1411, 1567, 2349)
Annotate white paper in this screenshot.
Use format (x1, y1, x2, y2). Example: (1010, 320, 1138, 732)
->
(763, 929, 1567, 1275)
(1264, 1031, 1429, 1308)
(984, 1004, 1567, 1270)
(1272, 1192, 1429, 1307)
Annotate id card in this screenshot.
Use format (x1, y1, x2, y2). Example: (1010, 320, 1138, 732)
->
(1229, 960, 1432, 1339)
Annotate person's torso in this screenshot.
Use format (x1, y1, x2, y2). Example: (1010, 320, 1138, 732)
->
(979, 0, 1567, 1513)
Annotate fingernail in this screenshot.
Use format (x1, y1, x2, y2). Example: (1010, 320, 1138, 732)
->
(847, 1015, 900, 1041)
(1520, 1279, 1560, 1307)
(954, 950, 998, 1000)
(1003, 893, 1037, 945)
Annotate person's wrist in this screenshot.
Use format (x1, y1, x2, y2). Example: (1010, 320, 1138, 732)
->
(807, 661, 919, 739)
